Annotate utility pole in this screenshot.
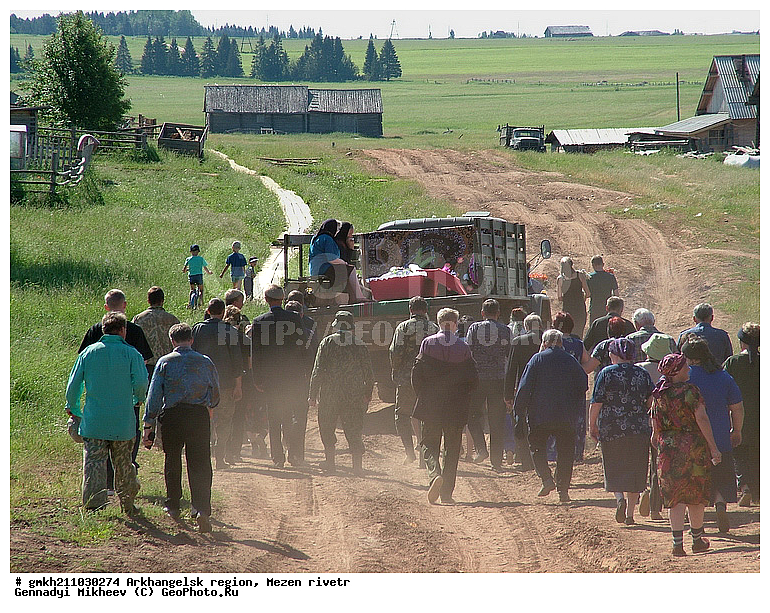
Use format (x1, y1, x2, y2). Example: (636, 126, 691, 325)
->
(676, 72, 681, 121)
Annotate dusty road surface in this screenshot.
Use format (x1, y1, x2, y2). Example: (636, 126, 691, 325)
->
(11, 149, 759, 573)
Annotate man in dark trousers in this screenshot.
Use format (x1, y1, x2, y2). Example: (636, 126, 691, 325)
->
(465, 298, 512, 471)
(79, 289, 153, 490)
(677, 302, 733, 365)
(586, 255, 618, 325)
(583, 296, 635, 353)
(389, 296, 439, 463)
(513, 329, 588, 502)
(308, 310, 373, 476)
(504, 313, 543, 469)
(411, 308, 478, 505)
(143, 323, 220, 533)
(250, 284, 306, 468)
(222, 289, 251, 464)
(192, 298, 243, 470)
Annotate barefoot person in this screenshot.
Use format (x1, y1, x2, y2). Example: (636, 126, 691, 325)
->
(650, 353, 721, 556)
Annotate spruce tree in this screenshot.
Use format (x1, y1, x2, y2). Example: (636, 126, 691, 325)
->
(379, 38, 402, 81)
(153, 36, 167, 75)
(363, 35, 379, 81)
(199, 36, 216, 77)
(250, 35, 265, 78)
(166, 37, 181, 75)
(10, 46, 22, 73)
(215, 34, 230, 76)
(225, 38, 243, 77)
(140, 35, 154, 74)
(181, 36, 199, 77)
(24, 43, 34, 64)
(114, 35, 133, 74)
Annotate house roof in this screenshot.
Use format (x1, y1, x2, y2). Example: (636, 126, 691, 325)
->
(657, 113, 731, 135)
(545, 128, 655, 146)
(696, 54, 759, 119)
(308, 89, 383, 114)
(204, 85, 383, 115)
(620, 30, 669, 36)
(545, 25, 593, 36)
(747, 75, 759, 105)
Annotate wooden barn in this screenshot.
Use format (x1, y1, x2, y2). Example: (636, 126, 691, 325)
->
(655, 54, 759, 152)
(545, 128, 655, 153)
(544, 26, 593, 38)
(203, 85, 383, 137)
(10, 93, 47, 152)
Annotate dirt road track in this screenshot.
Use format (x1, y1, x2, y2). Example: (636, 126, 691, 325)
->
(11, 149, 759, 574)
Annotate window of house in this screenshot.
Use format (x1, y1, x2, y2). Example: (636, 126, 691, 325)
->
(708, 128, 725, 146)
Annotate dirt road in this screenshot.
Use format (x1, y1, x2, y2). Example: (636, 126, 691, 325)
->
(12, 149, 759, 573)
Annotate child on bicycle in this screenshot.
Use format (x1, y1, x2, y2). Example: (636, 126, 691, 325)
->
(183, 244, 212, 308)
(220, 240, 248, 291)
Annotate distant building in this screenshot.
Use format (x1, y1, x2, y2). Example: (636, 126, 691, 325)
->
(545, 128, 656, 153)
(619, 30, 669, 36)
(655, 54, 759, 151)
(203, 85, 383, 137)
(544, 26, 593, 38)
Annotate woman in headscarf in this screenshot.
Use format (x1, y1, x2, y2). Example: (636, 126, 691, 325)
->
(722, 323, 759, 506)
(333, 221, 371, 302)
(651, 353, 721, 556)
(589, 337, 654, 525)
(682, 335, 744, 533)
(556, 256, 589, 338)
(309, 219, 345, 281)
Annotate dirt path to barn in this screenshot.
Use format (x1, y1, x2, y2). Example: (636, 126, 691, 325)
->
(11, 149, 759, 574)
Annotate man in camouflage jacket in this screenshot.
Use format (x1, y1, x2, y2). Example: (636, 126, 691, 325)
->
(309, 311, 373, 475)
(389, 297, 439, 462)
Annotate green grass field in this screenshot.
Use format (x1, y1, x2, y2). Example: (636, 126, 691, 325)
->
(11, 34, 759, 146)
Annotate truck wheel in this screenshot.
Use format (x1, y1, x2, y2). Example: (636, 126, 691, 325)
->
(377, 380, 396, 403)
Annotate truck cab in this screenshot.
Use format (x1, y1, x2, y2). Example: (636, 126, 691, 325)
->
(499, 125, 547, 152)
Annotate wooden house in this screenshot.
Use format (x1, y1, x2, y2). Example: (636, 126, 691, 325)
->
(10, 94, 48, 152)
(656, 54, 759, 151)
(203, 85, 383, 137)
(543, 26, 593, 38)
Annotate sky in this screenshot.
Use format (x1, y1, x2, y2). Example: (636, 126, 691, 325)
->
(9, 4, 762, 39)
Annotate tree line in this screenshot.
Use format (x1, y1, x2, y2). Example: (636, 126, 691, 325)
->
(10, 10, 319, 39)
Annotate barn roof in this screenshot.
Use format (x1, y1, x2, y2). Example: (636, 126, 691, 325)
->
(545, 128, 655, 147)
(545, 25, 593, 36)
(696, 54, 759, 119)
(204, 85, 383, 115)
(308, 89, 383, 114)
(657, 113, 731, 135)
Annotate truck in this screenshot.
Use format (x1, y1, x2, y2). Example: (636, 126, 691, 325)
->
(499, 124, 547, 152)
(278, 212, 551, 402)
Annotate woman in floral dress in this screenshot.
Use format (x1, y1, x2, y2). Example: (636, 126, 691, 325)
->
(589, 338, 654, 525)
(651, 353, 722, 557)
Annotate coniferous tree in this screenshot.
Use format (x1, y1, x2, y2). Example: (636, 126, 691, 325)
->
(114, 35, 133, 74)
(199, 36, 216, 77)
(24, 43, 34, 64)
(181, 36, 199, 76)
(363, 35, 379, 81)
(250, 35, 265, 78)
(153, 36, 167, 74)
(379, 38, 402, 80)
(166, 37, 181, 75)
(225, 38, 243, 77)
(215, 34, 230, 75)
(10, 46, 22, 73)
(140, 35, 154, 74)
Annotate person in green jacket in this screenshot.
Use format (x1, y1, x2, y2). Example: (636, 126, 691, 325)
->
(66, 312, 148, 513)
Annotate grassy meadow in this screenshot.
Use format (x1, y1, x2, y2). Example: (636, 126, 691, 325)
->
(9, 32, 760, 552)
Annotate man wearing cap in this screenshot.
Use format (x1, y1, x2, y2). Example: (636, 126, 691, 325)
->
(309, 310, 373, 476)
(250, 284, 307, 468)
(637, 332, 678, 520)
(191, 298, 244, 470)
(677, 303, 733, 365)
(67, 312, 148, 514)
(389, 296, 439, 464)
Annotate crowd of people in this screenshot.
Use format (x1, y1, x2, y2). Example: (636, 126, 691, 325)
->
(64, 248, 758, 557)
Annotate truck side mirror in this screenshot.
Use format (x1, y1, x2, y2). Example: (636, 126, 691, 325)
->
(540, 240, 552, 259)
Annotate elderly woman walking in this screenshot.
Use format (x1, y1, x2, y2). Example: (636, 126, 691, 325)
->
(681, 335, 744, 533)
(589, 338, 654, 525)
(557, 257, 590, 338)
(650, 353, 722, 556)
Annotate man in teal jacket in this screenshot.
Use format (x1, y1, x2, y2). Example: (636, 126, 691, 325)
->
(66, 312, 148, 513)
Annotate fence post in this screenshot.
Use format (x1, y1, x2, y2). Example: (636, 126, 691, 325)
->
(141, 131, 147, 150)
(71, 124, 77, 167)
(49, 151, 59, 195)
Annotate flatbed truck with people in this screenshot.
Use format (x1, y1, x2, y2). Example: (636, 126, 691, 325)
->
(277, 212, 552, 401)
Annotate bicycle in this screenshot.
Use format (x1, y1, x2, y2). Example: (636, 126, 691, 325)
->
(188, 285, 202, 310)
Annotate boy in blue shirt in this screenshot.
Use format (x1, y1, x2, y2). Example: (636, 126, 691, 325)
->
(183, 244, 213, 304)
(220, 240, 248, 291)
